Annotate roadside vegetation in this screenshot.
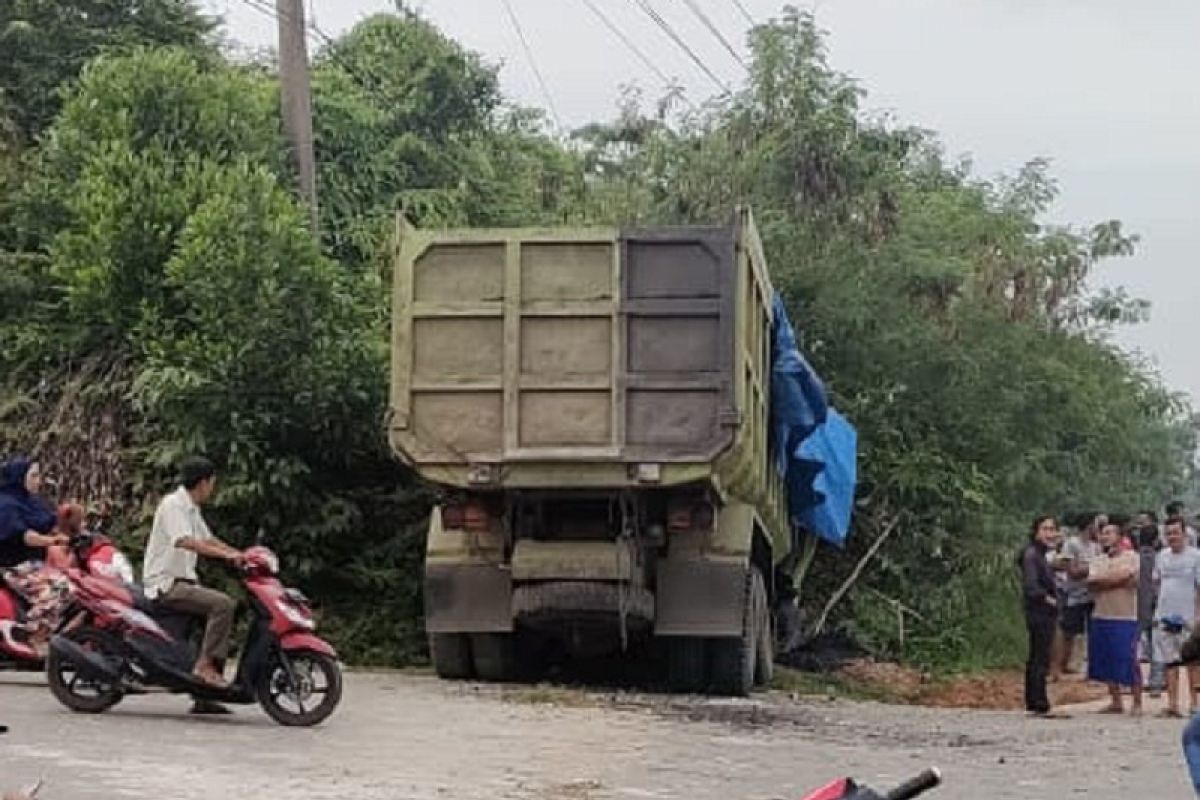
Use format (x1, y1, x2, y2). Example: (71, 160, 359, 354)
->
(1, 1, 1193, 670)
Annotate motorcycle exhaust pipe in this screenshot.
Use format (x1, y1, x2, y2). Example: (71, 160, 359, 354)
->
(49, 635, 122, 683)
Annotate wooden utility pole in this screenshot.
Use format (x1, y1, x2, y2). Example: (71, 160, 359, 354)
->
(277, 0, 318, 229)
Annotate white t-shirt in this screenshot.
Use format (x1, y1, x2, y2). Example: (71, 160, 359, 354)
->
(142, 487, 212, 598)
(1154, 546, 1200, 623)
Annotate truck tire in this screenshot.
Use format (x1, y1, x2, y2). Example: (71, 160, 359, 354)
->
(666, 637, 707, 693)
(709, 566, 765, 697)
(753, 569, 774, 688)
(429, 633, 474, 680)
(471, 633, 517, 682)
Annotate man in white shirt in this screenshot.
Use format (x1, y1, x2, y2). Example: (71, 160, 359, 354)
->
(1166, 501, 1200, 548)
(1153, 517, 1200, 717)
(144, 457, 243, 687)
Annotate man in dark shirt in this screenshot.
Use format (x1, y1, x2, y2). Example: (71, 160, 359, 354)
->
(1021, 515, 1065, 717)
(1135, 524, 1165, 695)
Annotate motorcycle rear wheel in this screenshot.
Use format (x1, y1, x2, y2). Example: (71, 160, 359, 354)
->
(46, 627, 125, 714)
(256, 649, 342, 727)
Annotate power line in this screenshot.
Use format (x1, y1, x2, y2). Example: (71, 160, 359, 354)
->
(729, 0, 756, 26)
(627, 0, 730, 94)
(578, 0, 671, 86)
(240, 0, 327, 48)
(498, 0, 563, 131)
(238, 0, 387, 109)
(678, 0, 746, 69)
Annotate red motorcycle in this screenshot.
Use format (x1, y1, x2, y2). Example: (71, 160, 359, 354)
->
(45, 545, 342, 727)
(0, 528, 130, 668)
(802, 768, 941, 800)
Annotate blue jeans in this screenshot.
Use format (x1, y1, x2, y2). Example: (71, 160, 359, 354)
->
(1182, 713, 1200, 795)
(1145, 628, 1167, 689)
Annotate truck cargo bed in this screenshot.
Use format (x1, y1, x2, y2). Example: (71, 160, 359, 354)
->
(389, 209, 774, 498)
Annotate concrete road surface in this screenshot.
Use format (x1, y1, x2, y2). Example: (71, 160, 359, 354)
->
(0, 671, 1193, 799)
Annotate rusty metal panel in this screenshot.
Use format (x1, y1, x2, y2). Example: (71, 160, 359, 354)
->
(621, 226, 736, 462)
(521, 242, 614, 302)
(408, 392, 503, 459)
(413, 243, 505, 303)
(412, 318, 503, 382)
(625, 239, 720, 298)
(627, 315, 720, 374)
(518, 391, 611, 447)
(626, 390, 717, 447)
(519, 317, 612, 380)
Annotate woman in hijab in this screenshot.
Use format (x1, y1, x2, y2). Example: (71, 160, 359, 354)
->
(0, 457, 66, 568)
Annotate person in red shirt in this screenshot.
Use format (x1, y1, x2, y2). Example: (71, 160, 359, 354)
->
(44, 503, 84, 571)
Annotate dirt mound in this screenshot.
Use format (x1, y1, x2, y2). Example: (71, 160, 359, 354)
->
(830, 661, 1110, 710)
(836, 658, 927, 701)
(918, 671, 1107, 709)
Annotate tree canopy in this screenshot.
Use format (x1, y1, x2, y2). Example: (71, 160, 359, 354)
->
(0, 0, 215, 147)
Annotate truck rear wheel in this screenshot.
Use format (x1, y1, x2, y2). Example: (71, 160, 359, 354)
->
(666, 637, 707, 693)
(710, 566, 768, 697)
(429, 633, 474, 680)
(753, 570, 774, 688)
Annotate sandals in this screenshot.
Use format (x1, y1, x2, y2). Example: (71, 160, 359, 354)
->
(192, 668, 229, 689)
(1030, 710, 1072, 720)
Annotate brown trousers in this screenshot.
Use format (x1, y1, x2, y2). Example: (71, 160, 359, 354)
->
(159, 582, 236, 663)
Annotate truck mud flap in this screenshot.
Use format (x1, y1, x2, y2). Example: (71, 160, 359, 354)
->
(425, 562, 513, 633)
(654, 560, 746, 637)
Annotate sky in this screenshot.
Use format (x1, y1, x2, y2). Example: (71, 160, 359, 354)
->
(205, 0, 1200, 404)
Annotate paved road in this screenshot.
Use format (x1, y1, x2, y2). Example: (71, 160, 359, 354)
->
(0, 671, 1193, 799)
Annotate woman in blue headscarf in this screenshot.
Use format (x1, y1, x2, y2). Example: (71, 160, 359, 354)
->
(0, 457, 66, 568)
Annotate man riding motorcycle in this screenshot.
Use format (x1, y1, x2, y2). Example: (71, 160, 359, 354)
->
(142, 456, 243, 690)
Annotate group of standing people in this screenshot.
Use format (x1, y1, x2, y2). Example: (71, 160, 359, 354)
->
(1021, 508, 1200, 719)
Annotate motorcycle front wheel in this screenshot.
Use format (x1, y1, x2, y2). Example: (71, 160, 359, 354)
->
(256, 649, 342, 726)
(46, 627, 125, 714)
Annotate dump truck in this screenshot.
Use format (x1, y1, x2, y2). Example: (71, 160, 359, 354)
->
(389, 208, 830, 696)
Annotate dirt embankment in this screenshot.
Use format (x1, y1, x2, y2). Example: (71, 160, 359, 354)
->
(826, 659, 1108, 709)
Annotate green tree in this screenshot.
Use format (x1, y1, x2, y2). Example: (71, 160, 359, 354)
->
(0, 0, 215, 146)
(311, 12, 584, 274)
(570, 7, 1194, 668)
(0, 46, 428, 663)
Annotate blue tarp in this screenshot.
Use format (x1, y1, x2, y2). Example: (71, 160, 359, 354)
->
(770, 293, 858, 548)
(795, 409, 858, 548)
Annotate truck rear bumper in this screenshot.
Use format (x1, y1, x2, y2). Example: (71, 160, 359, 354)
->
(424, 562, 513, 633)
(513, 581, 654, 627)
(426, 559, 748, 639)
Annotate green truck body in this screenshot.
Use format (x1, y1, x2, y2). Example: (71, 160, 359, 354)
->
(389, 208, 791, 694)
